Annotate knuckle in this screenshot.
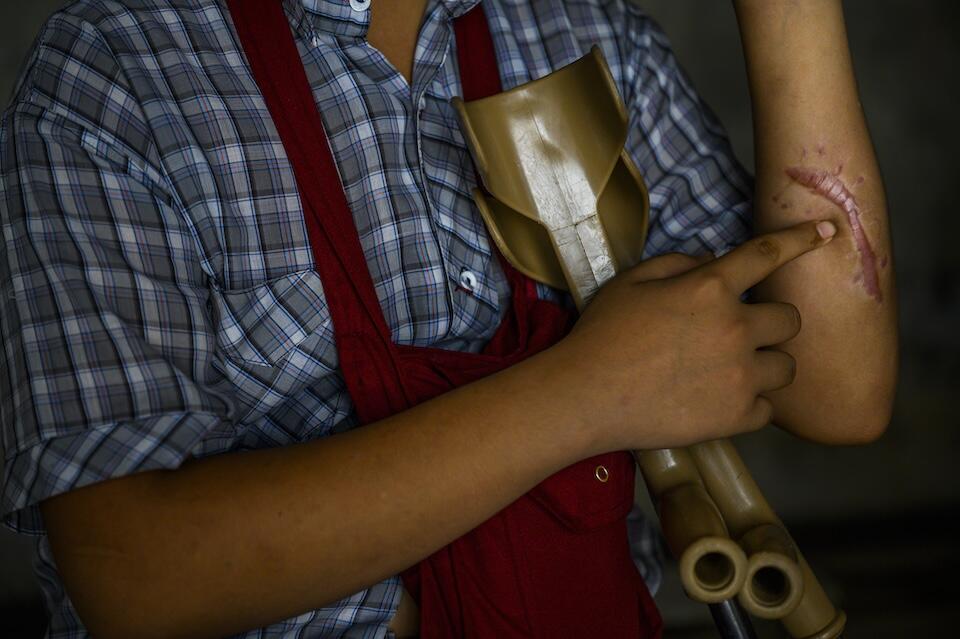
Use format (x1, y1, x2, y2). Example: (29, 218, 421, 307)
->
(728, 315, 750, 343)
(754, 237, 782, 263)
(743, 416, 765, 434)
(648, 253, 701, 279)
(729, 361, 751, 391)
(738, 405, 761, 432)
(693, 272, 728, 300)
(735, 398, 754, 424)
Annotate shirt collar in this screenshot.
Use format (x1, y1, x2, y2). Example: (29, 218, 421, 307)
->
(286, 0, 482, 39)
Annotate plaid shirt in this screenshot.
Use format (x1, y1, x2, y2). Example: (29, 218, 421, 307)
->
(0, 0, 752, 636)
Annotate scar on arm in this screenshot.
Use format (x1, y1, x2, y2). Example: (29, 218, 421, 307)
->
(785, 166, 882, 302)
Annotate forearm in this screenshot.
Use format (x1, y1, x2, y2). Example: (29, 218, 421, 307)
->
(733, 0, 897, 442)
(41, 345, 590, 639)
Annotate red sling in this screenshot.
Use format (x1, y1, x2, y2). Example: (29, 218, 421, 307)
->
(227, 1, 662, 636)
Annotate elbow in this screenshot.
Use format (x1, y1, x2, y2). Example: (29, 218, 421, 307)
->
(816, 404, 892, 445)
(779, 405, 892, 446)
(818, 380, 896, 445)
(777, 416, 890, 446)
(850, 395, 895, 444)
(774, 370, 898, 446)
(832, 359, 899, 445)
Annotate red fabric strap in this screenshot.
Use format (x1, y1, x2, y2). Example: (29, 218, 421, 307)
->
(227, 0, 413, 420)
(226, 2, 661, 636)
(454, 4, 504, 102)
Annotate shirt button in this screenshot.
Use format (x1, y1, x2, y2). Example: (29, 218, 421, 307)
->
(458, 268, 479, 293)
(349, 0, 371, 11)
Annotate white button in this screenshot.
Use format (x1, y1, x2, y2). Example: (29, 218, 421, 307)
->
(459, 269, 478, 292)
(349, 0, 371, 11)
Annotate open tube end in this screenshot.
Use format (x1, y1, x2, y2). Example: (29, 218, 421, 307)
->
(679, 537, 748, 604)
(737, 550, 805, 620)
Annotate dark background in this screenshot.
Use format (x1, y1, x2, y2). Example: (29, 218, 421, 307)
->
(1, 1, 958, 637)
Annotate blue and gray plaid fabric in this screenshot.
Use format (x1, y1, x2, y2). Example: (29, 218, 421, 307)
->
(0, 0, 752, 636)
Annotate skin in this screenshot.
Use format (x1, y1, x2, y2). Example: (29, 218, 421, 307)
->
(38, 1, 896, 638)
(784, 166, 881, 301)
(366, 0, 428, 85)
(734, 0, 898, 443)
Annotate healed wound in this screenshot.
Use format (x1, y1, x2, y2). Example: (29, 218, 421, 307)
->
(784, 166, 882, 302)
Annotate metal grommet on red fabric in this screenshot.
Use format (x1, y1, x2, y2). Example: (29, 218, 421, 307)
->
(594, 465, 609, 483)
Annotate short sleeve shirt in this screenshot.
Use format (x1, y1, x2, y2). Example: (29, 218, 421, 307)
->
(0, 0, 752, 636)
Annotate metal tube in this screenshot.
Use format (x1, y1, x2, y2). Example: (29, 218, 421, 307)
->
(709, 599, 759, 639)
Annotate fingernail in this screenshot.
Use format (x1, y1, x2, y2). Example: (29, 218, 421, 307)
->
(816, 221, 836, 239)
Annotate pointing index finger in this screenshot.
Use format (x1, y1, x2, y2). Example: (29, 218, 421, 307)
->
(703, 220, 836, 294)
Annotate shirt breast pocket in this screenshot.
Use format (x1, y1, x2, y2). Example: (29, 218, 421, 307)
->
(209, 269, 332, 368)
(208, 270, 337, 427)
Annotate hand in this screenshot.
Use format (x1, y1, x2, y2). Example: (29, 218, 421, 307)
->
(554, 220, 836, 453)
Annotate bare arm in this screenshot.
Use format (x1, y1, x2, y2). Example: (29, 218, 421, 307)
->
(40, 221, 833, 639)
(733, 0, 898, 443)
(40, 347, 591, 639)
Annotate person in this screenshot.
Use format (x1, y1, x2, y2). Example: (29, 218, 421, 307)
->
(0, 0, 897, 637)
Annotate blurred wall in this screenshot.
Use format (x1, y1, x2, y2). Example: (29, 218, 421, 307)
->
(1, 0, 958, 633)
